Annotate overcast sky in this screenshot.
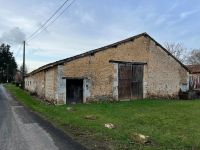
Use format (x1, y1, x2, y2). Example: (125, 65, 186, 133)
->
(0, 0, 200, 72)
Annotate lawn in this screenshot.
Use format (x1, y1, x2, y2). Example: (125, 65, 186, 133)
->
(5, 84, 200, 150)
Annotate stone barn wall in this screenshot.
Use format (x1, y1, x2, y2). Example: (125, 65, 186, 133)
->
(25, 67, 58, 103)
(63, 35, 189, 101)
(25, 33, 189, 103)
(33, 71, 45, 98)
(44, 67, 57, 102)
(147, 40, 189, 98)
(63, 36, 149, 100)
(25, 76, 34, 92)
(25, 71, 45, 97)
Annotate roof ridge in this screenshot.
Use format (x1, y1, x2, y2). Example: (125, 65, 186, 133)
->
(27, 32, 189, 76)
(27, 32, 147, 75)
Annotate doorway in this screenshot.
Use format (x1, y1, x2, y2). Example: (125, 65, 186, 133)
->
(66, 79, 83, 103)
(118, 64, 144, 100)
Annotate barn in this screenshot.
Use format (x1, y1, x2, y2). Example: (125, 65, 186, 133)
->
(187, 65, 200, 90)
(25, 33, 190, 104)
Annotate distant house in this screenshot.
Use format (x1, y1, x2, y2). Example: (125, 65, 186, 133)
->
(187, 65, 200, 90)
(25, 33, 189, 104)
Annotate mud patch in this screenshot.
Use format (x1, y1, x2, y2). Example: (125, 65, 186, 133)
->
(61, 123, 116, 150)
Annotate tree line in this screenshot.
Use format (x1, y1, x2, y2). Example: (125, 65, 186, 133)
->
(164, 42, 200, 65)
(0, 44, 17, 83)
(0, 43, 29, 83)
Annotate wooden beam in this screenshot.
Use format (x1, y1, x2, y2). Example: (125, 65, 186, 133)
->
(109, 60, 147, 65)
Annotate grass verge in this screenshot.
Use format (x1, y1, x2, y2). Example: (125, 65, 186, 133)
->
(5, 84, 200, 150)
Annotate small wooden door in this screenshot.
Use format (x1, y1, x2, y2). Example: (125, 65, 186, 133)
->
(118, 64, 143, 100)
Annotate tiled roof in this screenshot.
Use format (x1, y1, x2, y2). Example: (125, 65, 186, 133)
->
(187, 65, 200, 74)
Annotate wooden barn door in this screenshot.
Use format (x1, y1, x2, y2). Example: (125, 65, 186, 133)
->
(118, 64, 143, 100)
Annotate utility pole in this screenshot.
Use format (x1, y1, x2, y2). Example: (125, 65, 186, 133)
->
(22, 41, 25, 89)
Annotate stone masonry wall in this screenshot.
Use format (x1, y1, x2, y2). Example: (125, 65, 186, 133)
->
(25, 71, 45, 98)
(147, 40, 189, 98)
(34, 71, 45, 98)
(25, 35, 189, 103)
(63, 36, 150, 100)
(25, 76, 34, 92)
(45, 67, 57, 102)
(25, 67, 58, 103)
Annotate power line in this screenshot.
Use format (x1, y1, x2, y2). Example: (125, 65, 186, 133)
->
(27, 0, 76, 43)
(15, 43, 23, 58)
(20, 0, 76, 77)
(26, 0, 70, 41)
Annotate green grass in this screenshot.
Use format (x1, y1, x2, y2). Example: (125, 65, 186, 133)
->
(5, 84, 200, 149)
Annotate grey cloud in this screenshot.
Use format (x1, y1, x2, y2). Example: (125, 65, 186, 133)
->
(0, 27, 26, 45)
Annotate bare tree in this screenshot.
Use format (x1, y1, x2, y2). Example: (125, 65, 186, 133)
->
(187, 49, 200, 65)
(164, 42, 187, 63)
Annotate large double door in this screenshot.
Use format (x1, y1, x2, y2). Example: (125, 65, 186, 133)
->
(118, 64, 144, 100)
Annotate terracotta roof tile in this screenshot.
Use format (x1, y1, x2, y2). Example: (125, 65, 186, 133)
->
(187, 65, 200, 74)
